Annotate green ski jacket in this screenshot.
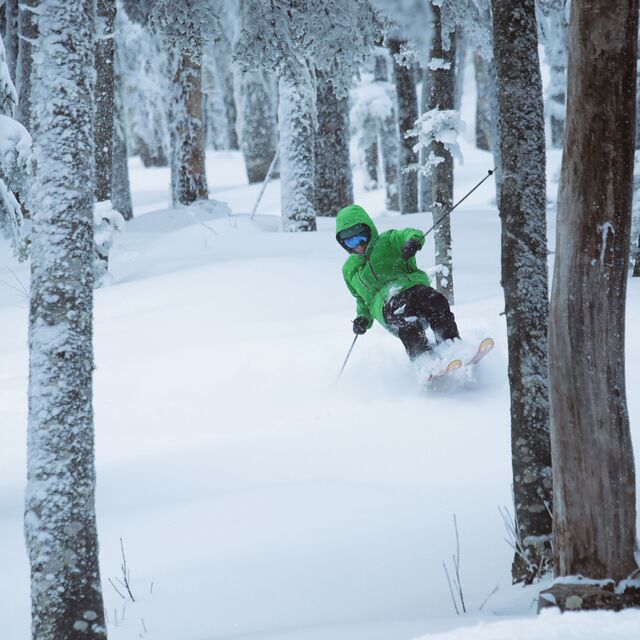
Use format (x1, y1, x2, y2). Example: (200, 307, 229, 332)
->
(336, 204, 431, 328)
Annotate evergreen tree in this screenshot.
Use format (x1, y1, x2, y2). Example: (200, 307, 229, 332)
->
(492, 0, 552, 583)
(545, 0, 639, 608)
(25, 1, 107, 637)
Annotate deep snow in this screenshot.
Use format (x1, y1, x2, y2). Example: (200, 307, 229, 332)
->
(2, 69, 640, 640)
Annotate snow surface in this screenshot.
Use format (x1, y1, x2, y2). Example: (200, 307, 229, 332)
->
(2, 60, 640, 640)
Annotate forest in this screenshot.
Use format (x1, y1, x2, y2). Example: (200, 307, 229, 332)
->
(0, 0, 639, 639)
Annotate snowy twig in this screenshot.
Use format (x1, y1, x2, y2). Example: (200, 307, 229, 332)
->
(442, 561, 460, 615)
(108, 577, 126, 600)
(119, 538, 136, 602)
(478, 584, 499, 611)
(442, 514, 467, 614)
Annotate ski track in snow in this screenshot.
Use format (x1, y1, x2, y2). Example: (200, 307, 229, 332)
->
(2, 79, 640, 640)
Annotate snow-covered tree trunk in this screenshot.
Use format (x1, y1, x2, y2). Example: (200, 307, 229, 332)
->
(473, 51, 491, 151)
(492, 0, 553, 584)
(315, 70, 353, 217)
(113, 49, 132, 220)
(547, 0, 638, 591)
(16, 0, 38, 130)
(388, 37, 418, 214)
(238, 69, 277, 183)
(170, 45, 208, 207)
(373, 52, 399, 211)
(538, 0, 568, 149)
(213, 49, 239, 151)
(25, 0, 107, 637)
(365, 142, 378, 189)
(419, 67, 430, 213)
(278, 75, 316, 231)
(4, 0, 17, 81)
(427, 4, 457, 304)
(95, 0, 115, 202)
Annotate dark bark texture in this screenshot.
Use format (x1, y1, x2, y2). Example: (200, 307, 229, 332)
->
(315, 71, 353, 217)
(427, 5, 457, 304)
(170, 45, 209, 207)
(94, 0, 115, 202)
(113, 54, 132, 220)
(26, 0, 107, 637)
(388, 38, 418, 214)
(548, 0, 639, 583)
(492, 0, 553, 584)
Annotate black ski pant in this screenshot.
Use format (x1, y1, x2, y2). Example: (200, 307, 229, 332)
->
(382, 284, 460, 360)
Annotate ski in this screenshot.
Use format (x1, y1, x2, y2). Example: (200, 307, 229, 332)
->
(466, 337, 494, 366)
(425, 338, 494, 384)
(427, 358, 463, 382)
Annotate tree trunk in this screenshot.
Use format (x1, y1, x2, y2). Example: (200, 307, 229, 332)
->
(25, 1, 107, 638)
(315, 70, 353, 217)
(136, 136, 168, 167)
(473, 51, 491, 151)
(427, 5, 457, 304)
(492, 0, 553, 584)
(4, 0, 18, 82)
(373, 53, 399, 211)
(113, 50, 133, 220)
(538, 1, 568, 149)
(16, 0, 38, 129)
(238, 69, 277, 183)
(94, 0, 115, 203)
(419, 66, 431, 212)
(389, 38, 418, 214)
(364, 142, 378, 190)
(548, 0, 638, 586)
(170, 45, 209, 207)
(213, 48, 239, 151)
(278, 75, 316, 232)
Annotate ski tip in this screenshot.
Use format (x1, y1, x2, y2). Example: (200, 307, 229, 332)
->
(479, 337, 495, 351)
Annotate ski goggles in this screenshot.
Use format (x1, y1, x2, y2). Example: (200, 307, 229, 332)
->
(343, 234, 368, 249)
(337, 223, 370, 250)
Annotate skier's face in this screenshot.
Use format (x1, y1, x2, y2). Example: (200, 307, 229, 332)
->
(354, 242, 367, 254)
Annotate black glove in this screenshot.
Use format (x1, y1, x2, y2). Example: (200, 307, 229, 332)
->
(402, 237, 421, 260)
(352, 316, 369, 335)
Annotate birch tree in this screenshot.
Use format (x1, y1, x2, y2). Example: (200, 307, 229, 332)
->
(25, 0, 107, 637)
(543, 0, 639, 611)
(492, 0, 553, 583)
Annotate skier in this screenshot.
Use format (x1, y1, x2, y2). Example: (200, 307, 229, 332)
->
(336, 204, 460, 361)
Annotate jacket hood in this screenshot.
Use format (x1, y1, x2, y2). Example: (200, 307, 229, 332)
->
(336, 205, 379, 244)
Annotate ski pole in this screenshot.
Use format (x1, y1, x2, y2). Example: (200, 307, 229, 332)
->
(337, 335, 359, 380)
(419, 168, 495, 242)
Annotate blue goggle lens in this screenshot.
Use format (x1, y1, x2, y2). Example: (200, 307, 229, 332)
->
(344, 234, 368, 249)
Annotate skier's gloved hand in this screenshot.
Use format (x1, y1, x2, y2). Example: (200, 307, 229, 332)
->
(353, 316, 369, 335)
(402, 237, 421, 260)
